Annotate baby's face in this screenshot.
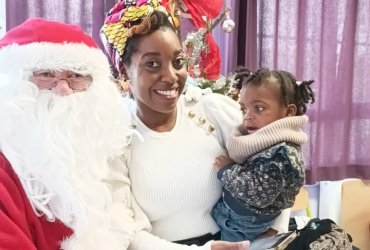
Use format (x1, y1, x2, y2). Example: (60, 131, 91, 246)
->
(239, 83, 289, 134)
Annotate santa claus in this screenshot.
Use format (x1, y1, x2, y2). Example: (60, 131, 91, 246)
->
(0, 18, 135, 249)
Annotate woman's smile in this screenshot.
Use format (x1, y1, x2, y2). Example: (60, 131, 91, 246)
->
(154, 88, 179, 99)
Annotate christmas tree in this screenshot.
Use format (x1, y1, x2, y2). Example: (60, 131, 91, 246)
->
(181, 4, 240, 100)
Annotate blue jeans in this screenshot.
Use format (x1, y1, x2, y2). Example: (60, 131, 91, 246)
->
(211, 200, 279, 242)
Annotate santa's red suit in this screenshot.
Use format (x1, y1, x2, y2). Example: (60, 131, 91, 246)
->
(0, 18, 135, 249)
(0, 153, 72, 250)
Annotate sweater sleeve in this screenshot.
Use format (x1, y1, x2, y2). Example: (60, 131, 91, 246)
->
(192, 93, 242, 148)
(219, 145, 296, 208)
(221, 161, 283, 208)
(105, 152, 136, 248)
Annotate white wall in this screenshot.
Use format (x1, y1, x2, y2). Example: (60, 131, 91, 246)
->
(290, 179, 359, 225)
(0, 0, 5, 38)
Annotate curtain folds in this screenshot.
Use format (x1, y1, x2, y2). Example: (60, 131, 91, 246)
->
(250, 0, 370, 184)
(5, 0, 116, 48)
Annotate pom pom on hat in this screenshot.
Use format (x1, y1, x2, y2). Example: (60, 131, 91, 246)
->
(0, 18, 110, 78)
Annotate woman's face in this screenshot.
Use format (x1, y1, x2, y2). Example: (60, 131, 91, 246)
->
(125, 28, 187, 116)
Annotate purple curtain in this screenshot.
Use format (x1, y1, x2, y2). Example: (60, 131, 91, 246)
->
(212, 0, 239, 75)
(92, 0, 116, 48)
(248, 0, 370, 184)
(235, 0, 258, 71)
(5, 0, 116, 50)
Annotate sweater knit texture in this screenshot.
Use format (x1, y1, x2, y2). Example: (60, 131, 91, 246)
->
(227, 116, 308, 164)
(126, 94, 242, 250)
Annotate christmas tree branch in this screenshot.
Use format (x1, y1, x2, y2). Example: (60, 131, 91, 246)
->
(205, 7, 231, 33)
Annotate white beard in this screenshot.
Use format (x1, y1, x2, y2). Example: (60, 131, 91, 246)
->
(0, 73, 133, 236)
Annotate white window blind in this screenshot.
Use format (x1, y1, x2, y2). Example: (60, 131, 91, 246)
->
(0, 0, 5, 38)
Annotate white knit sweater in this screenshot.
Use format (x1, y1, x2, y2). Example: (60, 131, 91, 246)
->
(125, 94, 290, 250)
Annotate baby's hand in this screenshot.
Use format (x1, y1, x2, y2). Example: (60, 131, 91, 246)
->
(213, 155, 233, 170)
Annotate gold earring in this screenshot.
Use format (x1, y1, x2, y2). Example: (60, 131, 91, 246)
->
(117, 75, 130, 93)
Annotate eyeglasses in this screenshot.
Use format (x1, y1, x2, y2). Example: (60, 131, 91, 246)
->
(31, 70, 93, 92)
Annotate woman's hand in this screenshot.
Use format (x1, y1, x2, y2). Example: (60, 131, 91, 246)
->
(211, 240, 250, 250)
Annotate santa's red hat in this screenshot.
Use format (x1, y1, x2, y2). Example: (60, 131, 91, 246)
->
(0, 18, 110, 79)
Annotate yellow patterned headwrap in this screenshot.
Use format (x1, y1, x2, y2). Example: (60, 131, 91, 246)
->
(100, 0, 178, 74)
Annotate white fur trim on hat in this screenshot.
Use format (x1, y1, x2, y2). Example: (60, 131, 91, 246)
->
(0, 42, 111, 79)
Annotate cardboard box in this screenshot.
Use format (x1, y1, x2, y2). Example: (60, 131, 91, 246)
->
(340, 179, 370, 250)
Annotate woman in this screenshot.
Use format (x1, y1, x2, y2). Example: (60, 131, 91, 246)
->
(100, 1, 289, 249)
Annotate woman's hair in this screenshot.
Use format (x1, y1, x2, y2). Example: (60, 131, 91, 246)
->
(101, 0, 179, 79)
(122, 10, 177, 68)
(234, 67, 315, 115)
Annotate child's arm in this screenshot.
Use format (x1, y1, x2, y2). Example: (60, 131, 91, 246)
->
(217, 143, 304, 209)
